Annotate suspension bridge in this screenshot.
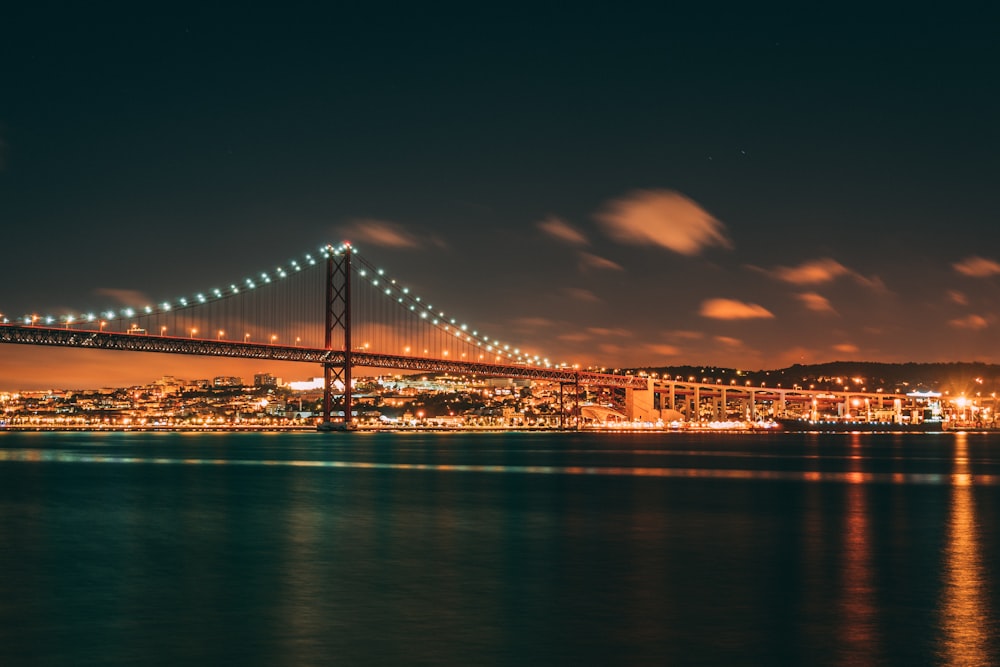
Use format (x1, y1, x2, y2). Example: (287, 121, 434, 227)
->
(0, 242, 647, 428)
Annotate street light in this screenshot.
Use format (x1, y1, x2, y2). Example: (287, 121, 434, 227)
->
(244, 333, 250, 343)
(190, 328, 198, 338)
(218, 330, 225, 340)
(270, 334, 277, 344)
(160, 326, 167, 336)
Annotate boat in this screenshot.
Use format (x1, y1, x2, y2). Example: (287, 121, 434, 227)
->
(776, 417, 945, 433)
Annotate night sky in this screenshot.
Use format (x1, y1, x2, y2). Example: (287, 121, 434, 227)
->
(2, 7, 998, 389)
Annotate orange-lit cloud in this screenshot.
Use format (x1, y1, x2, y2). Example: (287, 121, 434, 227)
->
(714, 336, 742, 347)
(756, 258, 887, 293)
(339, 219, 420, 248)
(833, 343, 859, 354)
(95, 288, 152, 306)
(796, 291, 837, 314)
(538, 216, 589, 245)
(557, 332, 590, 342)
(644, 343, 680, 356)
(699, 298, 774, 320)
(578, 251, 623, 272)
(948, 290, 969, 305)
(949, 314, 989, 330)
(596, 189, 730, 255)
(766, 258, 851, 284)
(953, 256, 1000, 277)
(562, 287, 601, 303)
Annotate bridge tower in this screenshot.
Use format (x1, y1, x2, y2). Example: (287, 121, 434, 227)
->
(322, 245, 352, 429)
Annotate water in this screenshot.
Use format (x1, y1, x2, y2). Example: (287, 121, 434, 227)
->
(1, 430, 999, 666)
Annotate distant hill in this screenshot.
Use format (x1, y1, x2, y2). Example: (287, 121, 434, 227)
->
(636, 361, 1000, 396)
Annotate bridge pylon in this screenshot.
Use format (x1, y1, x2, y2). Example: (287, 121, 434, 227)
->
(322, 245, 352, 430)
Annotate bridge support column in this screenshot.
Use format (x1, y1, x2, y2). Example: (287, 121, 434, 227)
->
(625, 378, 655, 421)
(558, 382, 565, 430)
(574, 374, 580, 430)
(322, 245, 352, 430)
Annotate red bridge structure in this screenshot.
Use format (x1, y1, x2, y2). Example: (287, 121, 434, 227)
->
(0, 242, 647, 429)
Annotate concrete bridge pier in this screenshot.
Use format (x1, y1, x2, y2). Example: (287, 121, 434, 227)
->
(625, 379, 656, 421)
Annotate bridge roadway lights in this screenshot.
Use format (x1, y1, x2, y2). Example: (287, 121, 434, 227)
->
(0, 326, 341, 363)
(0, 324, 646, 398)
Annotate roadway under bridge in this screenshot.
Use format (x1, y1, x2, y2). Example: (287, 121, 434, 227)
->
(621, 377, 925, 423)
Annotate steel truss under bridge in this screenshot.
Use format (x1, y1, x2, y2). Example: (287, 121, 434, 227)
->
(0, 324, 648, 389)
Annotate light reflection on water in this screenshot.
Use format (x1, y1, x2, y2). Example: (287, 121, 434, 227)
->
(2, 431, 1000, 665)
(837, 434, 880, 664)
(2, 447, 1000, 486)
(938, 434, 993, 666)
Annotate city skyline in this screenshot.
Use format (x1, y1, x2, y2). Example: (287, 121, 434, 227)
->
(3, 8, 999, 388)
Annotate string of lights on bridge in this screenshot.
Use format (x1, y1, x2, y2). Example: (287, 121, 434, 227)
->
(2, 242, 573, 370)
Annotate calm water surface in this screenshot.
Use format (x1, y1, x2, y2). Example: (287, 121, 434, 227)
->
(2, 430, 999, 666)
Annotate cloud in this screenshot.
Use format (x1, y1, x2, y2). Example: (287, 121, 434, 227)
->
(338, 219, 420, 248)
(596, 189, 731, 255)
(644, 343, 680, 356)
(947, 290, 969, 306)
(766, 258, 851, 285)
(562, 287, 601, 303)
(714, 336, 742, 347)
(538, 216, 589, 245)
(699, 298, 774, 320)
(578, 251, 624, 272)
(949, 314, 989, 330)
(833, 343, 859, 354)
(953, 256, 1000, 278)
(95, 288, 151, 305)
(557, 332, 591, 342)
(796, 291, 837, 314)
(756, 257, 887, 293)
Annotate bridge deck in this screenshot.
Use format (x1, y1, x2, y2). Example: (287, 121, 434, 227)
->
(0, 325, 648, 388)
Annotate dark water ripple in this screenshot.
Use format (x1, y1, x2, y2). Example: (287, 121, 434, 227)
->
(1, 430, 998, 666)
